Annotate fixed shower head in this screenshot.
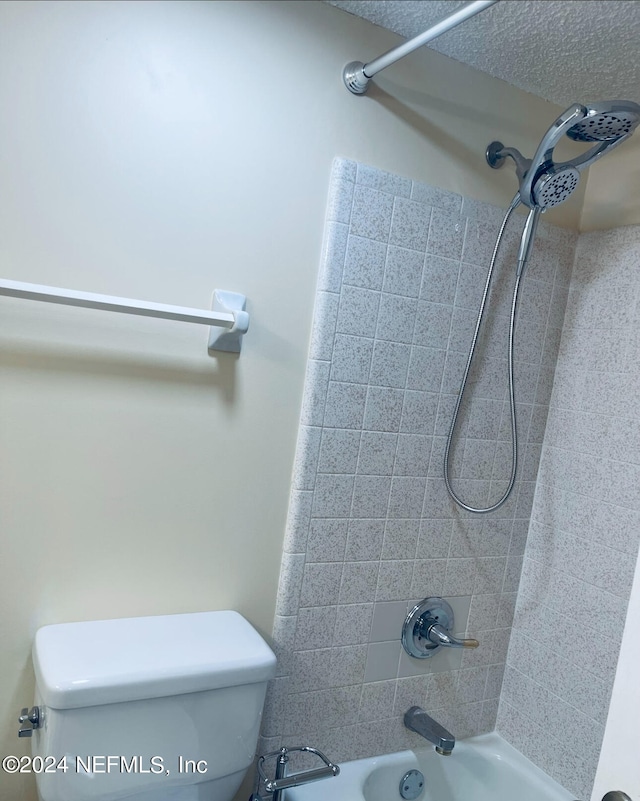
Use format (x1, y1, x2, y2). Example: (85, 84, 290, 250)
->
(487, 100, 640, 210)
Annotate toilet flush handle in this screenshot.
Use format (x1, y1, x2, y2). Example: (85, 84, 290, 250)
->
(18, 706, 41, 738)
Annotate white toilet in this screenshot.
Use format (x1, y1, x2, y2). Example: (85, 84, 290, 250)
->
(28, 610, 276, 801)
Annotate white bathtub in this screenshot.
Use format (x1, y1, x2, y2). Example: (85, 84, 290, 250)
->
(285, 733, 576, 801)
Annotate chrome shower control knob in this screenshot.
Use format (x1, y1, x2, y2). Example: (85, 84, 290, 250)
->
(402, 597, 479, 659)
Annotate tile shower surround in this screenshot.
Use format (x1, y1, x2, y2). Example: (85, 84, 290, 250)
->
(497, 224, 640, 799)
(260, 160, 576, 764)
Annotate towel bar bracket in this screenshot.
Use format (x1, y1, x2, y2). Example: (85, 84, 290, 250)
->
(208, 289, 249, 354)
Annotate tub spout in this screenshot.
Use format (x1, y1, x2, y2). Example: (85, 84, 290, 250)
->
(404, 706, 455, 755)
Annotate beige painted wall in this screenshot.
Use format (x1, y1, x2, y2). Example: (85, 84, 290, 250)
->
(581, 133, 640, 230)
(0, 2, 614, 798)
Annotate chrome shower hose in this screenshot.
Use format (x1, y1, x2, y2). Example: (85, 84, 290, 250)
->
(444, 194, 523, 514)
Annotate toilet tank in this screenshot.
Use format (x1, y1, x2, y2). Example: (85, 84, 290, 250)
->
(30, 611, 276, 801)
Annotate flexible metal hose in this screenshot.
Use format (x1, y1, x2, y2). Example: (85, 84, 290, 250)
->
(444, 194, 523, 513)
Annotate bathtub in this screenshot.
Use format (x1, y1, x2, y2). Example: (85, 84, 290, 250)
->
(285, 733, 576, 801)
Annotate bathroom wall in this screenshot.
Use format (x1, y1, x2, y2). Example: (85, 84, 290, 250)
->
(0, 5, 582, 799)
(497, 225, 640, 799)
(0, 2, 635, 800)
(581, 134, 640, 230)
(260, 158, 576, 761)
(593, 538, 640, 801)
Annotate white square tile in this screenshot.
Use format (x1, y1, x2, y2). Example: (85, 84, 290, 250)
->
(339, 561, 380, 604)
(364, 641, 402, 682)
(306, 519, 349, 563)
(300, 562, 343, 607)
(384, 246, 425, 297)
(369, 340, 411, 388)
(394, 434, 432, 477)
(414, 301, 453, 349)
(421, 254, 459, 305)
(357, 163, 411, 197)
(345, 519, 386, 561)
(400, 390, 439, 435)
(376, 293, 418, 343)
(370, 600, 410, 642)
(344, 235, 387, 290)
(389, 197, 431, 251)
(323, 381, 367, 429)
(331, 334, 374, 384)
(382, 520, 420, 560)
(388, 476, 426, 518)
(351, 475, 392, 518)
(334, 603, 374, 646)
(376, 559, 414, 601)
(359, 680, 397, 721)
(363, 386, 405, 432)
(427, 209, 465, 260)
(312, 474, 355, 518)
(357, 431, 398, 476)
(317, 428, 361, 474)
(350, 185, 394, 242)
(406, 346, 446, 393)
(336, 285, 381, 338)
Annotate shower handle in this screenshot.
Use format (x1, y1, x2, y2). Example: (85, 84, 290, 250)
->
(423, 622, 479, 649)
(402, 597, 479, 659)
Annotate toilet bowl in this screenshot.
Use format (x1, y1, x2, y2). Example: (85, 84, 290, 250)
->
(28, 610, 276, 801)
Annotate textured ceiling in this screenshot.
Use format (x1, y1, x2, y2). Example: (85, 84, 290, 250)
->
(326, 1, 640, 107)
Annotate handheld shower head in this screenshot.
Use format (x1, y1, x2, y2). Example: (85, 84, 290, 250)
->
(487, 100, 640, 210)
(450, 100, 639, 515)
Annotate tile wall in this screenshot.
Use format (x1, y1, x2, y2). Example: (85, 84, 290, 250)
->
(497, 224, 640, 799)
(260, 158, 576, 763)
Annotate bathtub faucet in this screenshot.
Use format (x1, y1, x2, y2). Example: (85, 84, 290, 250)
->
(404, 706, 455, 755)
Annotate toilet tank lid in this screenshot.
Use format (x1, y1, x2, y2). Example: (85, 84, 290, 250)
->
(33, 611, 276, 710)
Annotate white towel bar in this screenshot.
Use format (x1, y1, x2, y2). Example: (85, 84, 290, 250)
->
(0, 279, 249, 354)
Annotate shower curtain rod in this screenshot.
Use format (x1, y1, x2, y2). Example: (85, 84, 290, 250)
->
(343, 0, 498, 94)
(0, 279, 250, 354)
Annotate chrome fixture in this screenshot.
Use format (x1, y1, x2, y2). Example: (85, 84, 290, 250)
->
(343, 1, 497, 94)
(402, 597, 479, 659)
(399, 769, 425, 800)
(601, 793, 633, 801)
(404, 706, 455, 755)
(252, 746, 339, 801)
(445, 100, 640, 514)
(18, 706, 41, 737)
(487, 101, 640, 212)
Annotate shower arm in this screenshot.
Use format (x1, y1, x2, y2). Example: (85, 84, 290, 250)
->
(343, 0, 498, 95)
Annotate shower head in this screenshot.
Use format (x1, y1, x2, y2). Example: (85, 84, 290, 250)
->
(531, 165, 580, 208)
(487, 100, 640, 210)
(566, 101, 640, 142)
